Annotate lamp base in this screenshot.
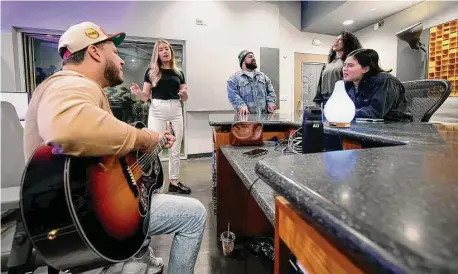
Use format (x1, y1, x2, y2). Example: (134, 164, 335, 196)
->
(326, 122, 351, 128)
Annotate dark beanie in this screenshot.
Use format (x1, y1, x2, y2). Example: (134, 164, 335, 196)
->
(238, 50, 253, 68)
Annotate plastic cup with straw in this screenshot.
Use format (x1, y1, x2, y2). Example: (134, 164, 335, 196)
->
(221, 222, 235, 256)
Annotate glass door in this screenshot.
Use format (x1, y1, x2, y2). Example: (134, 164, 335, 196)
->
(301, 62, 325, 106)
(294, 53, 327, 120)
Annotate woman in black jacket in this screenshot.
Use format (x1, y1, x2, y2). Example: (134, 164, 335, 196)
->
(343, 49, 413, 122)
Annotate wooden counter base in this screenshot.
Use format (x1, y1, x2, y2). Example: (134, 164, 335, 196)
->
(342, 137, 363, 150)
(214, 127, 293, 237)
(275, 196, 364, 274)
(217, 152, 273, 238)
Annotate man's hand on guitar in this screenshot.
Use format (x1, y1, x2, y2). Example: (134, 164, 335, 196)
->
(161, 130, 175, 149)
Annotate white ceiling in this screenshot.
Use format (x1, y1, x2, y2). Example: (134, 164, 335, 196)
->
(302, 0, 423, 35)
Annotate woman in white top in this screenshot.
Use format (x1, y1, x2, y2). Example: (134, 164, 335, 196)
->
(130, 40, 191, 195)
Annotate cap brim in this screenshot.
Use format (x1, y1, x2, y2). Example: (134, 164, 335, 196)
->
(106, 32, 125, 47)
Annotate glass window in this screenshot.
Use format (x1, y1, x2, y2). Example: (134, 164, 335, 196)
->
(23, 32, 186, 157)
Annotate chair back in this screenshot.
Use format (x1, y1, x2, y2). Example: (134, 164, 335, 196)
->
(402, 79, 452, 122)
(1, 101, 25, 188)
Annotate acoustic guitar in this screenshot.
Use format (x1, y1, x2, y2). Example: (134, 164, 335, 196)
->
(20, 121, 172, 272)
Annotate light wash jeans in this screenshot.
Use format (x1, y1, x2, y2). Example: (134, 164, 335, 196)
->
(148, 99, 184, 182)
(142, 193, 207, 274)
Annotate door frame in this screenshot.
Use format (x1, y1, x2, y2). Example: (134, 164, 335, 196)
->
(294, 52, 328, 120)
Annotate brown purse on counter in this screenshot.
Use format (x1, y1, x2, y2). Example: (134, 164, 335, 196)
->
(230, 122, 264, 146)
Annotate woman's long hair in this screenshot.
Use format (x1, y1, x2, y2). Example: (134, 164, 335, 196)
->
(148, 40, 182, 87)
(347, 48, 392, 79)
(328, 31, 362, 63)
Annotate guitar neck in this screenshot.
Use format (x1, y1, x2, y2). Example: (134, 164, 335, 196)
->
(150, 137, 168, 158)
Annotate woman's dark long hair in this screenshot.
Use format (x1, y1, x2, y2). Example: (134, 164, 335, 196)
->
(328, 31, 362, 63)
(347, 48, 392, 78)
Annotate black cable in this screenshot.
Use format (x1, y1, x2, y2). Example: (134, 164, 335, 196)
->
(274, 139, 288, 152)
(248, 177, 260, 195)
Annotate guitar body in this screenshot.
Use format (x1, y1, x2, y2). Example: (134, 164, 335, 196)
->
(20, 121, 164, 272)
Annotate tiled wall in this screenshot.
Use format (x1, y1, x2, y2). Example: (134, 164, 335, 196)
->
(428, 19, 458, 96)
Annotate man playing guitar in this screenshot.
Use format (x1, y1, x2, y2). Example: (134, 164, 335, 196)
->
(23, 22, 206, 274)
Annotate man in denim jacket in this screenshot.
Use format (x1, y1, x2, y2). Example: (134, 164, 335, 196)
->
(227, 50, 277, 115)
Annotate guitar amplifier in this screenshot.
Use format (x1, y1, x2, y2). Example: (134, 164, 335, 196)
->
(301, 105, 324, 154)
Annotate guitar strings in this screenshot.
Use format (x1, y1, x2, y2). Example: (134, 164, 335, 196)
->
(133, 139, 166, 170)
(72, 134, 169, 209)
(131, 136, 167, 169)
(70, 154, 161, 213)
(77, 137, 166, 188)
(130, 138, 167, 175)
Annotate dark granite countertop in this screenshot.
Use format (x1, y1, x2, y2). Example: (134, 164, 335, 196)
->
(255, 123, 458, 273)
(209, 113, 448, 146)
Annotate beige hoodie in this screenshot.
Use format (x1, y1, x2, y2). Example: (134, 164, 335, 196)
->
(24, 69, 151, 161)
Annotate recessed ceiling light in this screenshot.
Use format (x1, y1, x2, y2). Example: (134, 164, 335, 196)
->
(370, 8, 376, 12)
(343, 20, 354, 25)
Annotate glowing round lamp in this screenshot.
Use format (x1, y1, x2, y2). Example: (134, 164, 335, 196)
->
(323, 80, 355, 128)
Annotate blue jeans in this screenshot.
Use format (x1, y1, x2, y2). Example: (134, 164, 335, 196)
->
(143, 193, 207, 274)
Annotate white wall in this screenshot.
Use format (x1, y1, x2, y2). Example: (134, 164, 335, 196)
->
(355, 1, 458, 77)
(1, 1, 335, 155)
(275, 1, 336, 112)
(423, 3, 458, 29)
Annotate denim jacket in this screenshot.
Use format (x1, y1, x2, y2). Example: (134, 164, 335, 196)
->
(227, 70, 277, 113)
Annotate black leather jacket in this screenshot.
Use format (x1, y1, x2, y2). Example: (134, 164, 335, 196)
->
(345, 72, 413, 122)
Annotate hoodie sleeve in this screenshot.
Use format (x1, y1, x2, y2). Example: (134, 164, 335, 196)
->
(356, 78, 400, 119)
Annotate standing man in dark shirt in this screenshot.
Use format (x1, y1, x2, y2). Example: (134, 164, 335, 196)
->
(130, 39, 192, 195)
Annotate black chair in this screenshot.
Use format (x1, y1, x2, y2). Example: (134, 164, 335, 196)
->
(402, 79, 452, 122)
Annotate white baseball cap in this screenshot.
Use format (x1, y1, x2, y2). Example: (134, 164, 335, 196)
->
(58, 22, 125, 59)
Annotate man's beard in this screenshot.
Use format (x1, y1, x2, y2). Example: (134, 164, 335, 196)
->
(104, 60, 123, 87)
(246, 61, 257, 70)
